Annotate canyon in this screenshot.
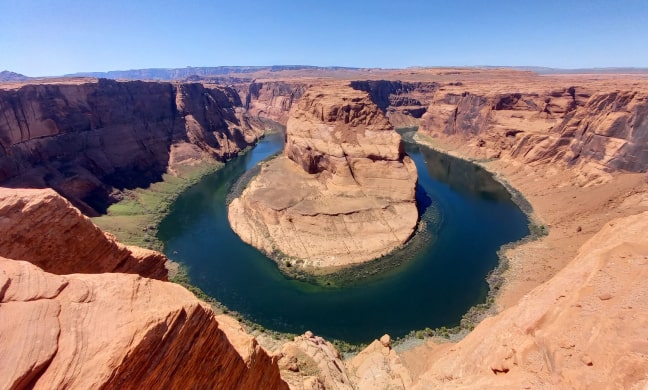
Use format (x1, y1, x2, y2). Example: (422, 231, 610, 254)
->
(1, 68, 647, 389)
(0, 78, 264, 215)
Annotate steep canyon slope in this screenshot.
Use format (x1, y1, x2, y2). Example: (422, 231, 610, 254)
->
(0, 78, 265, 215)
(237, 71, 648, 181)
(0, 188, 167, 279)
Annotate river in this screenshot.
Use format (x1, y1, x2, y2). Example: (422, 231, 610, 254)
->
(158, 129, 529, 343)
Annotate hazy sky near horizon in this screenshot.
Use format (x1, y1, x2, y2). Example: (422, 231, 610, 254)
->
(2, 0, 647, 76)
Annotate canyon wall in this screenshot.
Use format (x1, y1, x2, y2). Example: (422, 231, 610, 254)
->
(417, 87, 648, 179)
(0, 258, 287, 390)
(349, 80, 437, 127)
(235, 81, 308, 124)
(0, 79, 263, 214)
(235, 79, 437, 128)
(239, 78, 648, 180)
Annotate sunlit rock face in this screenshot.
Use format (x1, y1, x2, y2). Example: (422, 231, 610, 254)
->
(229, 83, 418, 269)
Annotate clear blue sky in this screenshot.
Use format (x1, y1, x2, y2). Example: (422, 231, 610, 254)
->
(2, 0, 647, 76)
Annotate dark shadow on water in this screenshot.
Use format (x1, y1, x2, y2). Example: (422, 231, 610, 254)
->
(418, 146, 511, 202)
(415, 182, 433, 216)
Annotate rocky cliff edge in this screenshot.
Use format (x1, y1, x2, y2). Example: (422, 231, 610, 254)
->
(0, 187, 287, 389)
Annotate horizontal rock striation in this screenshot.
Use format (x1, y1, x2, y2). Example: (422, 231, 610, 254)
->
(0, 257, 287, 390)
(349, 80, 436, 111)
(0, 79, 263, 214)
(0, 187, 167, 279)
(418, 87, 648, 177)
(229, 84, 418, 268)
(235, 81, 308, 125)
(242, 77, 648, 178)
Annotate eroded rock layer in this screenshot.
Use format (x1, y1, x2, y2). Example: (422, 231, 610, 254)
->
(0, 258, 287, 390)
(0, 186, 287, 389)
(416, 85, 648, 182)
(235, 75, 648, 183)
(0, 187, 167, 279)
(0, 79, 264, 214)
(229, 84, 418, 268)
(411, 211, 648, 389)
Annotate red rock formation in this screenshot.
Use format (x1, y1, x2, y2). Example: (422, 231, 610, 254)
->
(0, 257, 288, 389)
(235, 81, 307, 124)
(0, 187, 167, 279)
(418, 87, 648, 177)
(229, 84, 418, 268)
(0, 79, 263, 214)
(347, 334, 412, 389)
(278, 331, 353, 389)
(411, 211, 648, 389)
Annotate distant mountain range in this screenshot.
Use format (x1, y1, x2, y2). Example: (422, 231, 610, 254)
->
(0, 70, 29, 82)
(64, 65, 363, 81)
(3, 66, 648, 82)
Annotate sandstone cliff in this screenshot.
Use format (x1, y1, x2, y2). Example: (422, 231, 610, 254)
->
(0, 187, 287, 389)
(236, 79, 437, 129)
(0, 79, 263, 214)
(235, 81, 307, 124)
(409, 210, 648, 389)
(0, 187, 167, 279)
(417, 86, 648, 181)
(238, 77, 648, 183)
(145, 68, 648, 188)
(349, 80, 436, 128)
(228, 84, 418, 268)
(0, 257, 287, 390)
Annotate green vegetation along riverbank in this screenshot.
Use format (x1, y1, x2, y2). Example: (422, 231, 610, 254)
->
(92, 160, 224, 252)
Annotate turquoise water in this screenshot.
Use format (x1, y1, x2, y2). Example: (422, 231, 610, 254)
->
(158, 130, 529, 343)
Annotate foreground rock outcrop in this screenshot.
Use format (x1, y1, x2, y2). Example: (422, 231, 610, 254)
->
(0, 187, 167, 279)
(229, 84, 418, 268)
(0, 187, 287, 389)
(0, 258, 287, 389)
(278, 331, 353, 389)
